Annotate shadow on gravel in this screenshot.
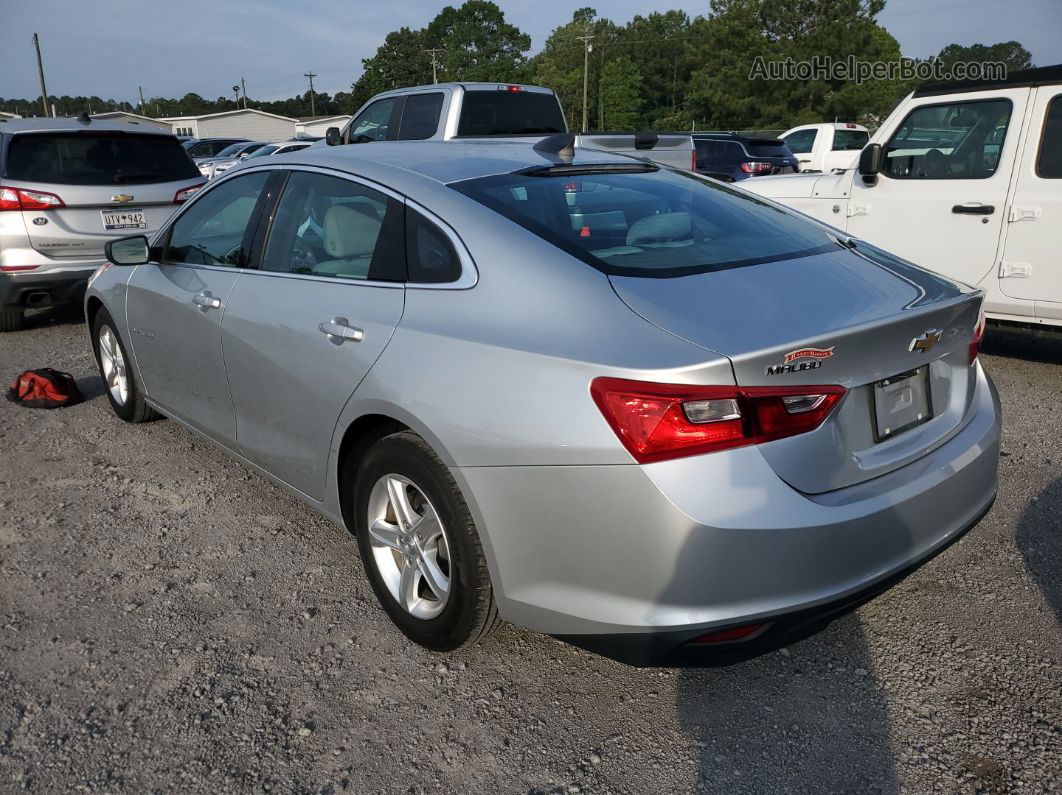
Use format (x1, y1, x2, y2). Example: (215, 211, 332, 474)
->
(76, 374, 107, 402)
(981, 325, 1062, 366)
(19, 303, 86, 331)
(1017, 477, 1062, 625)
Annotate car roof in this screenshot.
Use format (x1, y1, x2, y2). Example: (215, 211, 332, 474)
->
(370, 82, 556, 97)
(0, 117, 174, 136)
(266, 140, 638, 186)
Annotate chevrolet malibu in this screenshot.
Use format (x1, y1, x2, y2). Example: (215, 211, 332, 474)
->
(84, 139, 1000, 665)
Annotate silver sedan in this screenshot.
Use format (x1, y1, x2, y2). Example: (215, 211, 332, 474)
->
(84, 139, 1000, 665)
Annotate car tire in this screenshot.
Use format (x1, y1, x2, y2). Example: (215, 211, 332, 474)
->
(91, 308, 160, 423)
(0, 308, 25, 333)
(352, 431, 501, 651)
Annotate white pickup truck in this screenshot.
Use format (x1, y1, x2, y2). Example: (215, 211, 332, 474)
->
(325, 83, 695, 171)
(779, 122, 869, 172)
(744, 64, 1062, 328)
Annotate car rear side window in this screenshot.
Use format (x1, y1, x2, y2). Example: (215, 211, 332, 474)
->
(451, 166, 835, 278)
(832, 129, 869, 150)
(456, 90, 566, 136)
(163, 171, 269, 267)
(7, 133, 199, 185)
(783, 129, 817, 154)
(261, 171, 404, 281)
(406, 208, 460, 283)
(744, 139, 790, 158)
(399, 93, 444, 140)
(1037, 95, 1062, 178)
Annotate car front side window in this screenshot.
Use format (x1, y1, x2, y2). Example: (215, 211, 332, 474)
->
(261, 171, 405, 281)
(349, 98, 399, 142)
(784, 129, 816, 154)
(162, 171, 270, 267)
(884, 99, 1012, 179)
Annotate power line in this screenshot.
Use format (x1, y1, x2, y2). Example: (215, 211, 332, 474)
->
(31, 33, 49, 117)
(422, 49, 445, 84)
(304, 71, 318, 116)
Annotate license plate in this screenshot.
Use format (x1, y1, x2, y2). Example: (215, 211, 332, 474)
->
(101, 208, 146, 231)
(871, 366, 932, 442)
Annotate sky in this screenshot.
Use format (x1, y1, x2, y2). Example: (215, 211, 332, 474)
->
(1, 0, 1058, 107)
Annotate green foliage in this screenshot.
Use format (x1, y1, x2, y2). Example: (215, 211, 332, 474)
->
(3, 4, 1036, 134)
(936, 42, 1033, 72)
(598, 57, 643, 130)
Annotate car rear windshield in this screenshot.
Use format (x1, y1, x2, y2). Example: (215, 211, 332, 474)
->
(456, 90, 566, 136)
(451, 166, 836, 277)
(832, 129, 869, 150)
(743, 138, 791, 158)
(7, 132, 199, 185)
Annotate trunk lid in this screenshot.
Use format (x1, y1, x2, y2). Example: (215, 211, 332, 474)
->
(5, 130, 201, 259)
(610, 243, 982, 493)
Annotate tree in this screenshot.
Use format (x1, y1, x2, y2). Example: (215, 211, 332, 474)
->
(598, 57, 643, 130)
(425, 1, 531, 83)
(936, 42, 1033, 72)
(353, 27, 433, 106)
(614, 10, 696, 122)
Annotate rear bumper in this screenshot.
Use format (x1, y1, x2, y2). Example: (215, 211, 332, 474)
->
(0, 266, 97, 309)
(452, 364, 1000, 660)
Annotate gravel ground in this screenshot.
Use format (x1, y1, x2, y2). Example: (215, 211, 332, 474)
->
(0, 307, 1059, 794)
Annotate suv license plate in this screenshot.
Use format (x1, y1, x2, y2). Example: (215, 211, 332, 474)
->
(871, 366, 932, 442)
(101, 208, 146, 231)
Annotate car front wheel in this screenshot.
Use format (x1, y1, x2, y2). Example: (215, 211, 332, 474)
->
(91, 308, 160, 423)
(352, 431, 500, 651)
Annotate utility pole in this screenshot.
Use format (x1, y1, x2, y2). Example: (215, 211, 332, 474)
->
(423, 49, 445, 84)
(232, 84, 241, 108)
(138, 86, 146, 114)
(577, 31, 594, 133)
(241, 76, 248, 109)
(32, 33, 49, 117)
(304, 71, 318, 117)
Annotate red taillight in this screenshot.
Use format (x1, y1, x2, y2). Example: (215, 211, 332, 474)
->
(0, 264, 40, 272)
(174, 182, 205, 204)
(740, 161, 774, 175)
(590, 377, 845, 463)
(689, 623, 769, 645)
(501, 84, 522, 92)
(0, 186, 65, 211)
(969, 305, 986, 365)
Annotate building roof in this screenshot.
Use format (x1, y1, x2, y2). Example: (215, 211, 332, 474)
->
(295, 114, 352, 123)
(0, 111, 21, 119)
(90, 111, 168, 124)
(159, 108, 296, 123)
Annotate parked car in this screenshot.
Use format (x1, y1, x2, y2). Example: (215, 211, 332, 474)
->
(742, 63, 1062, 329)
(780, 123, 869, 172)
(0, 117, 204, 331)
(196, 141, 269, 179)
(328, 82, 695, 171)
(691, 133, 800, 181)
(182, 137, 249, 160)
(211, 140, 313, 179)
(86, 140, 999, 664)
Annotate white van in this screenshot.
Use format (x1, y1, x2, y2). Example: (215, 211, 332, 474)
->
(744, 64, 1062, 328)
(780, 122, 869, 172)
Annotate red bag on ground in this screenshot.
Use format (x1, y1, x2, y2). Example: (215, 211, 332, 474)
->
(5, 369, 84, 409)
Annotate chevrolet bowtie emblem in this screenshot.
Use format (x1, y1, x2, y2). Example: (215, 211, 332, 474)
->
(111, 194, 134, 203)
(909, 328, 943, 353)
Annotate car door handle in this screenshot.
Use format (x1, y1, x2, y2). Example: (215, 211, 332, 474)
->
(318, 318, 364, 343)
(192, 292, 222, 310)
(952, 203, 995, 215)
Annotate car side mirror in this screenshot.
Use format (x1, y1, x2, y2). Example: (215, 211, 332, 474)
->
(105, 235, 150, 266)
(858, 143, 883, 185)
(325, 126, 342, 146)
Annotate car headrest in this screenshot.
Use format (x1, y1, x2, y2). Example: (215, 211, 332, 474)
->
(323, 203, 382, 259)
(626, 212, 692, 246)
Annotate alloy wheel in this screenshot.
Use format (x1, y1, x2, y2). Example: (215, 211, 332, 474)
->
(366, 474, 452, 620)
(98, 325, 128, 406)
